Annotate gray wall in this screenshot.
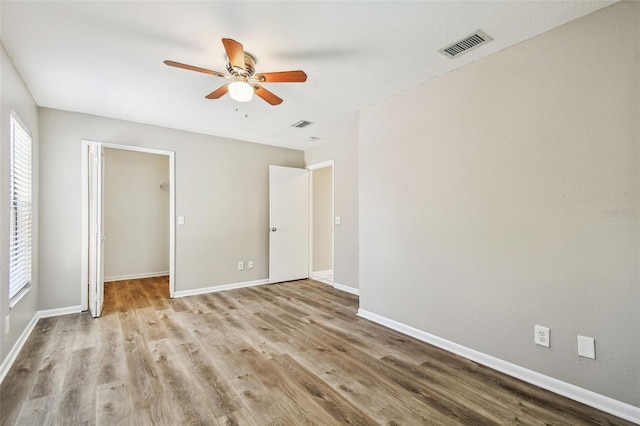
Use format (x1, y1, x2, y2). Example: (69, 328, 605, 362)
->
(305, 133, 359, 290)
(359, 2, 639, 406)
(104, 148, 169, 280)
(38, 108, 303, 310)
(0, 44, 39, 365)
(312, 166, 332, 272)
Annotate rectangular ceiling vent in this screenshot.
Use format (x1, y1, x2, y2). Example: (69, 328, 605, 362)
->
(291, 120, 314, 129)
(439, 30, 492, 58)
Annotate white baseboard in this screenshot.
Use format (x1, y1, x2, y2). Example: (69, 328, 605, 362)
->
(173, 278, 269, 298)
(310, 269, 332, 277)
(39, 305, 83, 318)
(310, 278, 360, 296)
(104, 271, 169, 282)
(333, 282, 360, 296)
(357, 309, 640, 424)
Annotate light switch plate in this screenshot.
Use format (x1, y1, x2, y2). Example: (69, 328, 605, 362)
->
(335, 216, 341, 225)
(178, 216, 185, 225)
(578, 335, 595, 359)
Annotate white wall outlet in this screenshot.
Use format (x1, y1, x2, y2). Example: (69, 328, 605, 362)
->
(535, 325, 550, 347)
(237, 261, 244, 271)
(5, 315, 10, 335)
(578, 335, 596, 359)
(248, 261, 254, 269)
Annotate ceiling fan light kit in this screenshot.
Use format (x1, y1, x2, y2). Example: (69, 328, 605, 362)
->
(165, 38, 307, 106)
(228, 79, 254, 102)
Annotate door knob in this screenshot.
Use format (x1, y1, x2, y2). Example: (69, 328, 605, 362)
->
(271, 227, 277, 232)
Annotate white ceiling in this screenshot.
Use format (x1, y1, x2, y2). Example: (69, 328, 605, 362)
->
(1, 1, 615, 150)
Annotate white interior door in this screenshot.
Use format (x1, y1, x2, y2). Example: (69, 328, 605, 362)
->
(269, 165, 309, 283)
(88, 142, 105, 317)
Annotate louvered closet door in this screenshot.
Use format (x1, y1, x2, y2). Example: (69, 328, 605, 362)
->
(88, 142, 105, 318)
(97, 148, 105, 315)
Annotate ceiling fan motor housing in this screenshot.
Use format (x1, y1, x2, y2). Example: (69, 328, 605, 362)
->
(227, 52, 256, 77)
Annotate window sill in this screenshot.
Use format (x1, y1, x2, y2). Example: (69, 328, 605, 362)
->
(9, 285, 32, 309)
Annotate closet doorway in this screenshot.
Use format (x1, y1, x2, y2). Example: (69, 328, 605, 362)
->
(103, 148, 170, 310)
(81, 141, 175, 317)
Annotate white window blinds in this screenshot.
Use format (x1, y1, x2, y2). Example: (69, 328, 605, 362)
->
(9, 113, 32, 299)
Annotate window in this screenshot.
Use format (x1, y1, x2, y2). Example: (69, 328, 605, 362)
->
(9, 113, 32, 300)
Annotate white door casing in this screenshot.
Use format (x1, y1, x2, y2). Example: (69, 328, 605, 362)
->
(269, 166, 309, 283)
(81, 141, 176, 314)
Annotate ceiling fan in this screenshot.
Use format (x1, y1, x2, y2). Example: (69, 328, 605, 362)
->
(164, 38, 307, 106)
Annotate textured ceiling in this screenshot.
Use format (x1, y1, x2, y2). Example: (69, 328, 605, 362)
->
(1, 1, 615, 150)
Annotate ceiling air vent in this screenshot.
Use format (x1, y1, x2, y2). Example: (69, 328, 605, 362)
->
(439, 30, 492, 58)
(291, 120, 314, 128)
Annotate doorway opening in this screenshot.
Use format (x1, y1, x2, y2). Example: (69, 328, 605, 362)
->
(307, 160, 334, 285)
(81, 141, 175, 317)
(103, 148, 170, 313)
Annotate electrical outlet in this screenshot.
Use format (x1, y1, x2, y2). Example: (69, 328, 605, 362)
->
(248, 261, 254, 269)
(238, 261, 244, 271)
(5, 315, 10, 335)
(535, 325, 550, 347)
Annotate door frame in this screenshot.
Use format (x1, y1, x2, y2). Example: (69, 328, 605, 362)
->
(80, 140, 176, 311)
(306, 160, 335, 283)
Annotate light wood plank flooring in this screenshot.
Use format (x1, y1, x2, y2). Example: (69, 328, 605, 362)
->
(0, 277, 634, 425)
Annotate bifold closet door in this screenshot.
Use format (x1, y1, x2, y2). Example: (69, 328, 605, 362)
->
(88, 142, 105, 317)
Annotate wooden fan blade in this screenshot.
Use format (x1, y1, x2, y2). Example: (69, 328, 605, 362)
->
(254, 70, 307, 83)
(253, 85, 283, 105)
(164, 60, 227, 78)
(222, 38, 245, 71)
(205, 85, 229, 99)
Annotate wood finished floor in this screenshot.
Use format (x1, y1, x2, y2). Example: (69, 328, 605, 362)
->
(0, 277, 634, 425)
